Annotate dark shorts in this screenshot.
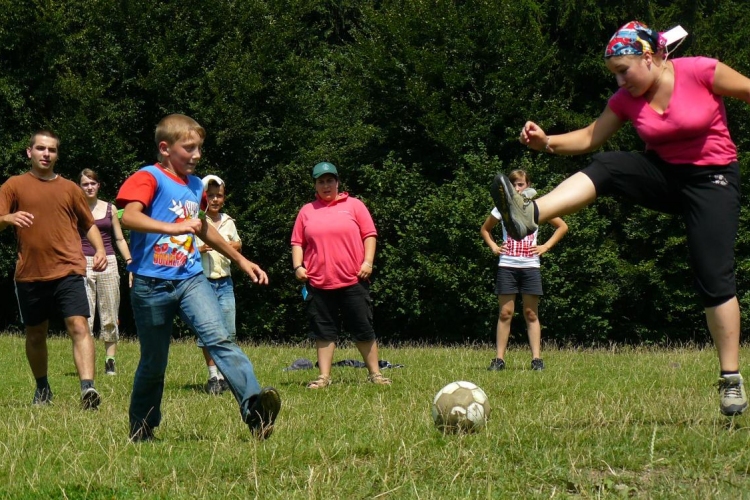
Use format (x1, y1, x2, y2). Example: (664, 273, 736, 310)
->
(306, 281, 376, 342)
(15, 275, 90, 326)
(494, 267, 543, 296)
(582, 151, 740, 306)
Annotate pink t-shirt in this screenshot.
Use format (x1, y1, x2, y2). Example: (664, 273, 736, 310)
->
(291, 192, 377, 290)
(608, 57, 736, 165)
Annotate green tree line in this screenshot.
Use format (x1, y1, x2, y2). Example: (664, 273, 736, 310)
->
(1, 0, 749, 344)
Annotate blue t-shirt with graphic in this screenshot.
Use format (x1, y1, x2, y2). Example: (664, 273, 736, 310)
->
(122, 164, 204, 280)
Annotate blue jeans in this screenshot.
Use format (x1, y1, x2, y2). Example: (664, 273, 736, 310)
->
(196, 276, 236, 346)
(128, 273, 261, 434)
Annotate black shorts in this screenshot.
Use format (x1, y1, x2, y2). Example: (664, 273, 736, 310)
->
(494, 267, 543, 296)
(583, 151, 740, 306)
(306, 281, 376, 342)
(15, 274, 90, 326)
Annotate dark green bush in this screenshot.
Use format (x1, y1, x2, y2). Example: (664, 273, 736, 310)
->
(1, 0, 749, 344)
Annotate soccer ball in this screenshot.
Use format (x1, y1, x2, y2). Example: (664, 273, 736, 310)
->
(431, 381, 490, 433)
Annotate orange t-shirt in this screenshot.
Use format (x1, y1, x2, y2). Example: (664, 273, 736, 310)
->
(0, 172, 94, 282)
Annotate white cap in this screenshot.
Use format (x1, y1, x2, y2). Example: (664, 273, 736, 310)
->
(201, 174, 225, 191)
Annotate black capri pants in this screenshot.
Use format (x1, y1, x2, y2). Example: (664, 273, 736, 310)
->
(583, 151, 740, 307)
(306, 281, 376, 342)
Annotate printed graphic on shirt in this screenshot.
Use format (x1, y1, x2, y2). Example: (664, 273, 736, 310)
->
(152, 199, 200, 267)
(504, 232, 536, 257)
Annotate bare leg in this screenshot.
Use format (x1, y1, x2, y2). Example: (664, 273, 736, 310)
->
(105, 341, 117, 358)
(355, 339, 381, 375)
(536, 172, 598, 224)
(64, 316, 96, 380)
(25, 321, 49, 378)
(521, 294, 541, 359)
(705, 297, 741, 372)
(201, 347, 216, 367)
(496, 295, 515, 360)
(316, 339, 335, 378)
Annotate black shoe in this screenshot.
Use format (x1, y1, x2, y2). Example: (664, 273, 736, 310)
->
(245, 387, 281, 440)
(81, 387, 101, 410)
(205, 376, 222, 395)
(32, 386, 53, 405)
(129, 424, 155, 443)
(531, 358, 545, 371)
(105, 358, 116, 375)
(219, 378, 230, 393)
(487, 358, 505, 371)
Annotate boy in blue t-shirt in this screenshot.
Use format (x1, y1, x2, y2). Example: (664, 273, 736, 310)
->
(116, 114, 280, 441)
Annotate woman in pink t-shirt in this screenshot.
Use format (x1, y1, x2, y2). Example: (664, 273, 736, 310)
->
(493, 20, 750, 417)
(291, 162, 391, 389)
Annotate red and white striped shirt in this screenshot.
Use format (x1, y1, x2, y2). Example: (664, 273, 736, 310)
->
(490, 207, 539, 269)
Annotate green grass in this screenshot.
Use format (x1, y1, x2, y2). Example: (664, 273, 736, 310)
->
(1, 334, 749, 499)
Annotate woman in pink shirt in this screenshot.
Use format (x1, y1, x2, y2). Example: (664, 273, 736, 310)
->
(494, 21, 750, 417)
(291, 162, 391, 389)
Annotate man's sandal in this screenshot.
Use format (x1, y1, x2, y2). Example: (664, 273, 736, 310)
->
(306, 375, 332, 389)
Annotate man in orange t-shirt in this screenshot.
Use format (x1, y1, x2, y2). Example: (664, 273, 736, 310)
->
(0, 130, 107, 410)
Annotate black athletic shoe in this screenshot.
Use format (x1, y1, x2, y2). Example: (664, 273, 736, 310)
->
(81, 387, 101, 410)
(491, 173, 537, 240)
(32, 386, 53, 405)
(105, 358, 116, 375)
(219, 378, 230, 393)
(129, 424, 155, 443)
(245, 387, 281, 440)
(205, 376, 222, 395)
(531, 358, 545, 371)
(487, 358, 506, 371)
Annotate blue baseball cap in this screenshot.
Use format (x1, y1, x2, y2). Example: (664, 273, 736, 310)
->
(312, 162, 338, 179)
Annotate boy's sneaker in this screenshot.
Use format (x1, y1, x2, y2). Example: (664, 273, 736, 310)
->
(491, 173, 537, 240)
(204, 376, 222, 395)
(487, 358, 505, 371)
(245, 387, 281, 440)
(81, 387, 101, 410)
(718, 373, 748, 416)
(32, 386, 53, 405)
(219, 378, 230, 393)
(531, 358, 545, 371)
(105, 358, 116, 375)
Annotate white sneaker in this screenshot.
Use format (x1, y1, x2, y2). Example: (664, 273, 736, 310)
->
(718, 373, 748, 416)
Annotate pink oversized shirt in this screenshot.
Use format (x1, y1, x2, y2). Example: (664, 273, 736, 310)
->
(291, 192, 377, 290)
(608, 57, 737, 165)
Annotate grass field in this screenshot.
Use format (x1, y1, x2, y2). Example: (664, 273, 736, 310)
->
(1, 333, 749, 499)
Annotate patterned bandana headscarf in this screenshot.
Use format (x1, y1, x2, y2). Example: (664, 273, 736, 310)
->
(605, 21, 665, 58)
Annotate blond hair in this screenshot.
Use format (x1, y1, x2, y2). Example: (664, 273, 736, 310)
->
(154, 114, 206, 161)
(508, 169, 531, 186)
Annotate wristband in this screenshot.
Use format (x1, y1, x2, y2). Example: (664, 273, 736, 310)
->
(544, 137, 552, 152)
(363, 261, 373, 268)
(293, 265, 305, 272)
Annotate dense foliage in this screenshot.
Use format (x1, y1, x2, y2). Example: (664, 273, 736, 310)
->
(1, 0, 749, 344)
